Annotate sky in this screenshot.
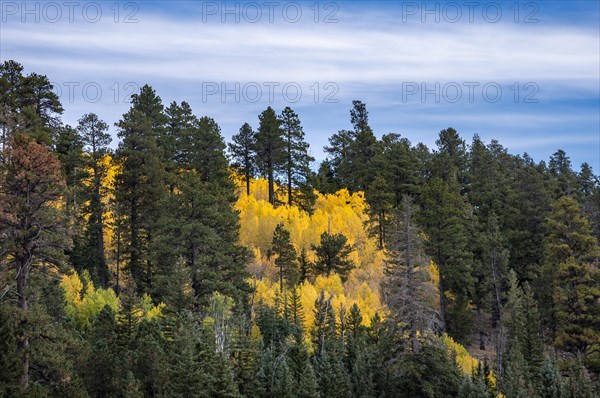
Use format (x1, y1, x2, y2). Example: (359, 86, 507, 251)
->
(1, 0, 599, 170)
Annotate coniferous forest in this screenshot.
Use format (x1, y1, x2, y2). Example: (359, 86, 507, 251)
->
(1, 60, 599, 397)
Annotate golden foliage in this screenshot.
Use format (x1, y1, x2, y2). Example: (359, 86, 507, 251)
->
(237, 177, 385, 333)
(61, 271, 165, 328)
(61, 271, 120, 329)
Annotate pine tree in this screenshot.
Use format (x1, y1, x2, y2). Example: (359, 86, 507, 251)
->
(272, 224, 299, 292)
(549, 150, 578, 198)
(310, 292, 350, 398)
(229, 122, 256, 196)
(115, 85, 167, 293)
(84, 305, 127, 397)
(418, 177, 474, 342)
(0, 134, 69, 391)
(279, 107, 314, 207)
(77, 113, 112, 287)
(53, 124, 86, 215)
(506, 154, 551, 282)
(315, 159, 341, 194)
(431, 127, 469, 190)
(324, 101, 379, 193)
(311, 232, 355, 281)
(255, 107, 284, 205)
(540, 196, 599, 338)
(564, 356, 595, 398)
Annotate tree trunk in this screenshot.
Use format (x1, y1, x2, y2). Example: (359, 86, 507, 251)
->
(245, 170, 251, 196)
(93, 162, 108, 287)
(16, 257, 30, 391)
(438, 270, 447, 332)
(268, 166, 275, 205)
(490, 245, 502, 328)
(287, 135, 293, 206)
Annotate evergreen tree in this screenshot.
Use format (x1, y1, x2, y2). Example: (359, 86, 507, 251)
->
(324, 101, 379, 193)
(297, 248, 314, 284)
(311, 232, 355, 282)
(431, 127, 469, 190)
(540, 196, 599, 339)
(549, 150, 578, 198)
(314, 159, 341, 195)
(309, 291, 351, 397)
(384, 196, 438, 353)
(418, 177, 474, 342)
(279, 107, 314, 206)
(255, 107, 284, 205)
(84, 305, 127, 397)
(229, 122, 256, 196)
(0, 134, 69, 391)
(507, 154, 551, 282)
(538, 354, 564, 398)
(272, 223, 299, 292)
(564, 356, 595, 398)
(77, 113, 112, 287)
(53, 124, 86, 214)
(114, 85, 167, 293)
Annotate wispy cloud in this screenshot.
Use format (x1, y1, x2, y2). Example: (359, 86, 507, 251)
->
(1, 1, 598, 167)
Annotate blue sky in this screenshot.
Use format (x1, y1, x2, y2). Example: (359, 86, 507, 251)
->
(1, 0, 599, 171)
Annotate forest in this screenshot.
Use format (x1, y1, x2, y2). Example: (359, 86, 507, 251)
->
(0, 60, 599, 398)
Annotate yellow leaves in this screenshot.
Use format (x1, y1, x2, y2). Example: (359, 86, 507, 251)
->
(136, 293, 166, 320)
(355, 282, 381, 326)
(254, 277, 278, 306)
(61, 271, 119, 329)
(314, 274, 344, 297)
(236, 176, 388, 336)
(442, 334, 479, 375)
(62, 271, 84, 304)
(235, 178, 375, 259)
(61, 271, 165, 329)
